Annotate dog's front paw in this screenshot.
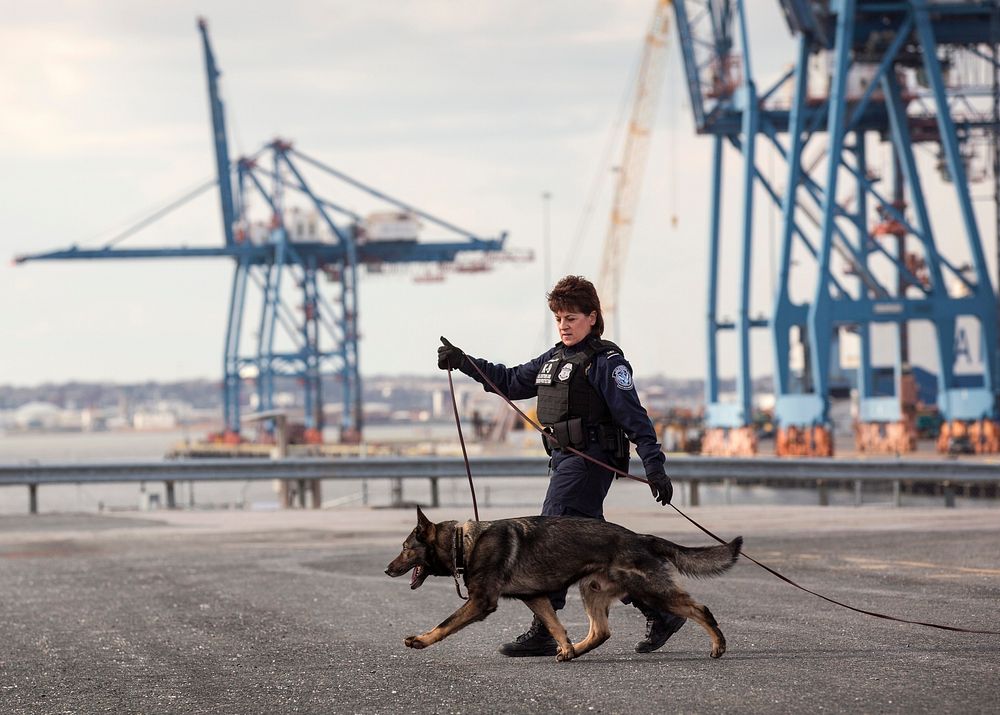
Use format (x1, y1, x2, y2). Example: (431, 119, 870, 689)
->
(404, 635, 429, 650)
(710, 642, 726, 659)
(556, 645, 576, 662)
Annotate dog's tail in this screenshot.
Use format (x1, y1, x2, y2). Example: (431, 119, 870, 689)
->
(651, 535, 743, 578)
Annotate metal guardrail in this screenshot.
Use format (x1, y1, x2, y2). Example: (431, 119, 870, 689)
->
(1, 455, 997, 513)
(0, 456, 546, 484)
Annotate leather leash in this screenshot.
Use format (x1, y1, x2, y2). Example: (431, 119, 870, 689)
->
(449, 354, 1000, 636)
(446, 366, 476, 600)
(446, 367, 480, 522)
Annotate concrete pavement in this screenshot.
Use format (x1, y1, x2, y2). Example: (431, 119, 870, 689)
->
(1, 505, 998, 714)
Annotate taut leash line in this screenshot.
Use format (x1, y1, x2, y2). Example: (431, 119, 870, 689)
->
(446, 367, 479, 522)
(663, 494, 1000, 635)
(455, 355, 1000, 636)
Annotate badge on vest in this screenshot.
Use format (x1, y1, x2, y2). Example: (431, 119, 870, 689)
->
(557, 363, 573, 382)
(612, 364, 634, 391)
(536, 359, 559, 386)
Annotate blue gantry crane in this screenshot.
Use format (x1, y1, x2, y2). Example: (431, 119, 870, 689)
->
(671, 0, 1000, 455)
(15, 19, 513, 444)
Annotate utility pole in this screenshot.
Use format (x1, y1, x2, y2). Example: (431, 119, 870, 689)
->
(542, 191, 552, 345)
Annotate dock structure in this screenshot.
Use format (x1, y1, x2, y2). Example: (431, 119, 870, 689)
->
(673, 1, 1000, 455)
(10, 6, 1000, 460)
(14, 19, 521, 448)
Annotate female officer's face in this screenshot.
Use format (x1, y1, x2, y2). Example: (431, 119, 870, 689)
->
(554, 308, 596, 347)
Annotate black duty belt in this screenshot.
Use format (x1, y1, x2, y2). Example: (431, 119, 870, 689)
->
(542, 418, 627, 459)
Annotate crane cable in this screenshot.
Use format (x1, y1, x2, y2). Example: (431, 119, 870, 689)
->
(561, 62, 641, 276)
(98, 177, 217, 249)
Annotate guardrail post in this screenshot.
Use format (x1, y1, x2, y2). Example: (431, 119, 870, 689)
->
(309, 480, 322, 509)
(391, 478, 403, 507)
(264, 413, 292, 508)
(297, 479, 307, 508)
(429, 477, 440, 508)
(165, 480, 176, 509)
(817, 479, 829, 506)
(892, 480, 901, 507)
(943, 480, 956, 508)
(853, 479, 863, 507)
(689, 480, 699, 507)
(723, 478, 733, 505)
(28, 484, 38, 515)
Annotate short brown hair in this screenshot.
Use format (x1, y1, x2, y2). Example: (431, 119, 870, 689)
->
(547, 275, 604, 337)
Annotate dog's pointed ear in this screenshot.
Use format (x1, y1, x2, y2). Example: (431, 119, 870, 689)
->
(417, 506, 437, 540)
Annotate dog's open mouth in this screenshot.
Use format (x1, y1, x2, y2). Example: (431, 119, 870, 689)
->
(410, 564, 427, 589)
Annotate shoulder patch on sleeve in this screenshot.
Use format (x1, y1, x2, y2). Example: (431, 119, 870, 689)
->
(611, 364, 634, 391)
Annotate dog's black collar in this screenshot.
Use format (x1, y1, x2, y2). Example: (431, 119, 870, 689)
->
(453, 524, 466, 574)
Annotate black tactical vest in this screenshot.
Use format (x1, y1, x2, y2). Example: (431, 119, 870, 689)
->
(535, 337, 621, 426)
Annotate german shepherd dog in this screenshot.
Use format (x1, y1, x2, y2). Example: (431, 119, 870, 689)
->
(385, 508, 742, 661)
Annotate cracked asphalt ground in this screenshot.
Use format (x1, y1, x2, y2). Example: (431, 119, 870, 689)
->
(1, 505, 998, 714)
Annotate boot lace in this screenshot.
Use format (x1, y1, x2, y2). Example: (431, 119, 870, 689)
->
(514, 620, 544, 643)
(644, 615, 657, 640)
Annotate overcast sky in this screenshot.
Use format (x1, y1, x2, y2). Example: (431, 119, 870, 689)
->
(2, 1, 996, 387)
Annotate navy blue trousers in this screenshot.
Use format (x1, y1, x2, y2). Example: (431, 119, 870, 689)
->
(542, 446, 616, 610)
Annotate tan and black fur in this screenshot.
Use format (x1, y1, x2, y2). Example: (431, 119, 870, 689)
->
(385, 507, 742, 661)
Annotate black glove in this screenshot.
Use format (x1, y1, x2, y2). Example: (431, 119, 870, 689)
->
(437, 336, 465, 370)
(647, 471, 673, 506)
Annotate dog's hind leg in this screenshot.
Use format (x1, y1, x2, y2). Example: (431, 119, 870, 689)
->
(404, 595, 497, 650)
(625, 568, 726, 659)
(522, 597, 575, 662)
(570, 575, 621, 658)
(656, 592, 726, 659)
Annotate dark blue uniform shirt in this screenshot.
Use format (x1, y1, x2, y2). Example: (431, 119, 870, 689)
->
(461, 341, 666, 518)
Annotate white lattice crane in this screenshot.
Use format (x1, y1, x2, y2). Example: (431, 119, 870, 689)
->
(598, 0, 673, 339)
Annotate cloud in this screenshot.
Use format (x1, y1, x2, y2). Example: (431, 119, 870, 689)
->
(0, 19, 205, 156)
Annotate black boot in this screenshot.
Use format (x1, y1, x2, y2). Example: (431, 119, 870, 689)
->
(497, 616, 558, 657)
(632, 600, 686, 653)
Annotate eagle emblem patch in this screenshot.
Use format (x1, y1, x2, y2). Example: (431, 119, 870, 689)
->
(612, 364, 633, 391)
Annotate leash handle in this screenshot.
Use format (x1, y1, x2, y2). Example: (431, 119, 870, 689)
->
(459, 356, 1000, 637)
(446, 366, 479, 521)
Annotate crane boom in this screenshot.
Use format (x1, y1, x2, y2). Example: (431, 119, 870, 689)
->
(197, 17, 236, 248)
(598, 0, 672, 338)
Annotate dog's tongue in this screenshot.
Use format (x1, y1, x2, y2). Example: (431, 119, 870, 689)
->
(410, 565, 423, 588)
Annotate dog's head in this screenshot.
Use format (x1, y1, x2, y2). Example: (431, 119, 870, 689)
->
(384, 507, 451, 589)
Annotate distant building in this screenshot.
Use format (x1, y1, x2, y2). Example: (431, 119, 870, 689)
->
(13, 401, 72, 431)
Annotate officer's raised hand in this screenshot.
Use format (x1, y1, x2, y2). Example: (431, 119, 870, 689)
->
(437, 336, 465, 370)
(647, 470, 673, 506)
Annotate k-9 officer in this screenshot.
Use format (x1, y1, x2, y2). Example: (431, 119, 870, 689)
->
(438, 274, 684, 657)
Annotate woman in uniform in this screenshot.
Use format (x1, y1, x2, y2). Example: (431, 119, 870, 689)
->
(438, 275, 684, 657)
